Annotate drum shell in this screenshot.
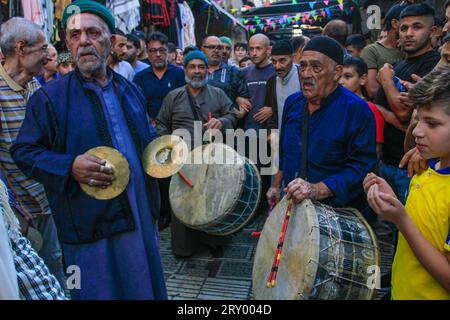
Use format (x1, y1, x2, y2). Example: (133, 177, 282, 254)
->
(252, 198, 380, 300)
(169, 143, 261, 236)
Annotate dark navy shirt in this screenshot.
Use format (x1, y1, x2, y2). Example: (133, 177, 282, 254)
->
(279, 85, 377, 219)
(133, 64, 186, 118)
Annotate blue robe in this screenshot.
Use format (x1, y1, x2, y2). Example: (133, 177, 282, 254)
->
(11, 70, 167, 300)
(279, 85, 377, 221)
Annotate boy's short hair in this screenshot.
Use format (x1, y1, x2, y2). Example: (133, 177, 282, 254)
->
(234, 42, 248, 51)
(343, 56, 368, 77)
(408, 65, 450, 115)
(345, 34, 366, 51)
(239, 56, 251, 66)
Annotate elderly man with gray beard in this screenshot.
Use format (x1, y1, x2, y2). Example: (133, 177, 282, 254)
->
(11, 0, 167, 300)
(156, 50, 236, 257)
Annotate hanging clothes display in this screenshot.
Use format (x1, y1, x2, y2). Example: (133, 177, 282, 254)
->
(54, 0, 71, 21)
(154, 0, 180, 46)
(178, 0, 196, 48)
(106, 0, 141, 33)
(143, 0, 172, 27)
(21, 0, 53, 41)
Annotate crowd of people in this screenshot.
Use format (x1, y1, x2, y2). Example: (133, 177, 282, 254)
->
(0, 0, 449, 300)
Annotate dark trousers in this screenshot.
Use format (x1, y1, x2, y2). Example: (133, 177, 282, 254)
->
(170, 213, 231, 257)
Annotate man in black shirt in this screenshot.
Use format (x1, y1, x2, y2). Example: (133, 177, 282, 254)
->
(374, 3, 440, 203)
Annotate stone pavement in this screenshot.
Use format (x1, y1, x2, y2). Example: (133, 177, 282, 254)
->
(159, 215, 263, 300)
(159, 212, 394, 300)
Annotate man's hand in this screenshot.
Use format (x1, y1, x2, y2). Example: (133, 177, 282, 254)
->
(235, 106, 248, 120)
(253, 106, 272, 123)
(367, 184, 408, 226)
(398, 92, 413, 108)
(236, 97, 252, 112)
(399, 74, 422, 92)
(266, 186, 281, 203)
(203, 118, 223, 130)
(363, 172, 396, 197)
(71, 154, 115, 188)
(377, 63, 395, 84)
(284, 178, 314, 204)
(399, 147, 428, 178)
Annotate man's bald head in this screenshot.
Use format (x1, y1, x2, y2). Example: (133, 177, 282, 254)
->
(322, 19, 348, 46)
(249, 34, 270, 47)
(201, 36, 223, 66)
(202, 36, 221, 47)
(248, 33, 271, 67)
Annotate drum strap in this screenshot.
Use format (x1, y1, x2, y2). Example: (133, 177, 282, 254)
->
(299, 104, 309, 180)
(185, 87, 202, 122)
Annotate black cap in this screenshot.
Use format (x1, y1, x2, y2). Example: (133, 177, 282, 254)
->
(303, 36, 344, 65)
(400, 3, 435, 19)
(384, 4, 408, 30)
(271, 40, 294, 55)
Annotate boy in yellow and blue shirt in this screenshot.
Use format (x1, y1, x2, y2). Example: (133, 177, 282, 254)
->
(364, 65, 450, 300)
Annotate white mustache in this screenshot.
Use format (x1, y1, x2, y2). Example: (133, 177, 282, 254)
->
(302, 79, 317, 87)
(77, 48, 100, 60)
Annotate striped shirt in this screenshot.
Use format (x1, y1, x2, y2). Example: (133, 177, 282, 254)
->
(0, 63, 51, 217)
(0, 179, 66, 300)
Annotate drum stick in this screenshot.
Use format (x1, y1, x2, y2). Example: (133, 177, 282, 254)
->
(178, 171, 193, 189)
(208, 112, 212, 143)
(267, 200, 293, 288)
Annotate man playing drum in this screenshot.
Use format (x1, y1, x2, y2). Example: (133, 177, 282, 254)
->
(267, 36, 377, 223)
(156, 50, 237, 257)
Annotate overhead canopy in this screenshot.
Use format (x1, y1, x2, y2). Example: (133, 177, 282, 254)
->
(203, 0, 246, 29)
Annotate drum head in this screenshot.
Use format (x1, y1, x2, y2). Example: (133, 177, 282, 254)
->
(252, 197, 319, 300)
(169, 143, 246, 228)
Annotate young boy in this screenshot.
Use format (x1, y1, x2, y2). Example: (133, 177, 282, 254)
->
(340, 56, 385, 161)
(363, 65, 450, 300)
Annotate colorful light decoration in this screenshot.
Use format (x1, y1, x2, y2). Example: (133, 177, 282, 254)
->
(241, 0, 357, 33)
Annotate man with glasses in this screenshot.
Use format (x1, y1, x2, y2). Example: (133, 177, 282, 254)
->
(201, 36, 251, 124)
(134, 31, 185, 231)
(0, 17, 66, 290)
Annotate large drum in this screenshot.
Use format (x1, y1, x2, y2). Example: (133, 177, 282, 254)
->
(253, 197, 380, 300)
(169, 143, 261, 236)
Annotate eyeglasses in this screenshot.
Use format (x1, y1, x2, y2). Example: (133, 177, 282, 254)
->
(148, 47, 168, 54)
(202, 45, 224, 51)
(21, 43, 49, 54)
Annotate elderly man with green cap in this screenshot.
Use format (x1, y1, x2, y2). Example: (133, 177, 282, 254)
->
(156, 50, 236, 257)
(11, 0, 167, 300)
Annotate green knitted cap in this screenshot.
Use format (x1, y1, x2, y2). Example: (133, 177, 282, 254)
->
(62, 0, 116, 34)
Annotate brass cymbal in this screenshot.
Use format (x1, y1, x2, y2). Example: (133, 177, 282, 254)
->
(142, 135, 188, 178)
(80, 146, 130, 200)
